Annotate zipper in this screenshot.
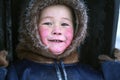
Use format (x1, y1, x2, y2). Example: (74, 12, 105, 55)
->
(54, 60, 68, 80)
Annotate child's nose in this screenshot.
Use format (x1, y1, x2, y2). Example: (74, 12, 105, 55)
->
(53, 31, 62, 35)
(52, 26, 62, 35)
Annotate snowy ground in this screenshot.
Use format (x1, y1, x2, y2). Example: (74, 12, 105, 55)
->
(115, 8, 120, 49)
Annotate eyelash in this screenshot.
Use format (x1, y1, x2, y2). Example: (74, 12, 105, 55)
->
(43, 22, 52, 25)
(42, 22, 70, 27)
(61, 23, 69, 26)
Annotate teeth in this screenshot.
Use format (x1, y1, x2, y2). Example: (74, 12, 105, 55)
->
(50, 40, 63, 42)
(55, 40, 58, 42)
(54, 40, 60, 42)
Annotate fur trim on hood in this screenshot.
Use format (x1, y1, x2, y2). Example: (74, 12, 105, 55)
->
(16, 0, 88, 61)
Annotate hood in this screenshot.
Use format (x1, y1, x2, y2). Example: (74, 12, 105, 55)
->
(16, 0, 88, 61)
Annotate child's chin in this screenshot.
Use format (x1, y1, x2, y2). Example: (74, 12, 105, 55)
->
(49, 47, 65, 56)
(49, 50, 64, 56)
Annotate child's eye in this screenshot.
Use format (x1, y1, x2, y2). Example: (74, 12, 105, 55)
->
(42, 22, 52, 25)
(61, 23, 69, 26)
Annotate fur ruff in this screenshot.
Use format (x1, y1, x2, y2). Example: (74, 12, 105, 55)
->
(16, 0, 88, 63)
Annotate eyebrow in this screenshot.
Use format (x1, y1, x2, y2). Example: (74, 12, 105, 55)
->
(40, 16, 53, 20)
(62, 17, 72, 22)
(40, 16, 72, 22)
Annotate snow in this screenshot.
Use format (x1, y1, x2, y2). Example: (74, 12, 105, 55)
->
(115, 8, 120, 49)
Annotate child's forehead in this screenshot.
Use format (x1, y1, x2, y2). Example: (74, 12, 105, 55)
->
(43, 4, 70, 9)
(39, 5, 73, 20)
(41, 4, 72, 13)
(40, 16, 73, 23)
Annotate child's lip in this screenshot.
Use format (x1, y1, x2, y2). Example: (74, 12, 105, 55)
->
(48, 39, 64, 43)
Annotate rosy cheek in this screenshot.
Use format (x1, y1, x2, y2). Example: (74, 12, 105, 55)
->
(39, 26, 49, 45)
(64, 28, 73, 44)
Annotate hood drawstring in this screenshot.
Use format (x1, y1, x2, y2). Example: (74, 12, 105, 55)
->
(54, 60, 68, 80)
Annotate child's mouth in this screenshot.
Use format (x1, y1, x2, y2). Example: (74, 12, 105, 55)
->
(48, 39, 64, 43)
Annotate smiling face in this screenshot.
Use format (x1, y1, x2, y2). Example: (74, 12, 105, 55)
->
(38, 5, 74, 55)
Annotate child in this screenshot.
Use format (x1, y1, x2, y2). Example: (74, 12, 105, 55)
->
(0, 0, 120, 80)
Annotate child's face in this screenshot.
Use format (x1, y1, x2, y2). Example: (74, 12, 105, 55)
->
(38, 5, 74, 55)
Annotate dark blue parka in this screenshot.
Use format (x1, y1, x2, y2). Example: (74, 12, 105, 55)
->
(4, 59, 104, 80)
(0, 0, 120, 80)
(0, 60, 120, 80)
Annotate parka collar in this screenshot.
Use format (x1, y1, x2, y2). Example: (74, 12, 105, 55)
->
(22, 51, 79, 64)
